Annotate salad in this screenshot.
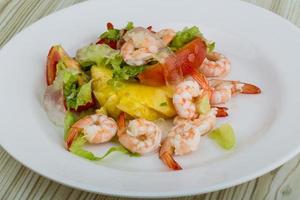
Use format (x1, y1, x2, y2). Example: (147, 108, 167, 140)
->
(43, 22, 261, 170)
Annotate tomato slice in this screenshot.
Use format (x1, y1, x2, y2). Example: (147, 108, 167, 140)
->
(46, 46, 62, 85)
(138, 37, 207, 86)
(46, 45, 80, 85)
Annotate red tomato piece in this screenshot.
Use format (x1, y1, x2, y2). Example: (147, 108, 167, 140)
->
(46, 45, 80, 86)
(138, 37, 207, 86)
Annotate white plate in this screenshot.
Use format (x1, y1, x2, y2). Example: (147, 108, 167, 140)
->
(1, 0, 300, 198)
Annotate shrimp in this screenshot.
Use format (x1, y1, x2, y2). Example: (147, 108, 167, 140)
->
(199, 52, 231, 78)
(65, 114, 118, 150)
(117, 113, 162, 155)
(156, 29, 176, 45)
(121, 27, 165, 66)
(174, 108, 217, 136)
(172, 80, 201, 119)
(160, 109, 217, 170)
(209, 79, 261, 105)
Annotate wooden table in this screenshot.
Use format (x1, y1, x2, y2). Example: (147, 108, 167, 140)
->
(0, 0, 299, 199)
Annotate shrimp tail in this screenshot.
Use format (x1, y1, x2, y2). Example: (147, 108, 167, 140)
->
(214, 106, 229, 117)
(190, 69, 210, 90)
(160, 152, 182, 170)
(240, 82, 261, 94)
(65, 126, 81, 151)
(159, 139, 182, 170)
(117, 112, 126, 137)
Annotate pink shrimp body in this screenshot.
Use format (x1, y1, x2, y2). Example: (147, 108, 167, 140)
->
(156, 29, 176, 45)
(159, 109, 217, 170)
(121, 27, 165, 66)
(199, 52, 231, 78)
(118, 118, 162, 155)
(173, 80, 201, 119)
(65, 114, 117, 150)
(209, 79, 261, 105)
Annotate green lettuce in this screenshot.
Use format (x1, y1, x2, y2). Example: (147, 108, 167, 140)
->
(112, 65, 145, 81)
(100, 29, 120, 41)
(76, 81, 92, 107)
(62, 70, 93, 110)
(169, 26, 202, 50)
(76, 44, 122, 68)
(206, 40, 215, 52)
(70, 134, 140, 160)
(125, 21, 134, 31)
(99, 21, 134, 42)
(64, 111, 76, 141)
(209, 123, 236, 150)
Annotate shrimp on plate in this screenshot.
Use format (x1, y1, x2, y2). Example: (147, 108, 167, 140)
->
(160, 109, 217, 170)
(156, 29, 176, 46)
(121, 27, 176, 66)
(65, 114, 118, 150)
(199, 52, 231, 78)
(209, 79, 261, 105)
(117, 112, 162, 155)
(173, 79, 228, 119)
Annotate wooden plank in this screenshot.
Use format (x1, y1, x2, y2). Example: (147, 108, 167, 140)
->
(0, 0, 299, 199)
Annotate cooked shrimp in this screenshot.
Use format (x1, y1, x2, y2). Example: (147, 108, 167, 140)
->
(160, 109, 217, 170)
(156, 29, 176, 45)
(199, 52, 231, 78)
(121, 27, 165, 66)
(173, 80, 201, 119)
(117, 113, 162, 155)
(209, 79, 261, 105)
(65, 114, 118, 150)
(174, 108, 217, 136)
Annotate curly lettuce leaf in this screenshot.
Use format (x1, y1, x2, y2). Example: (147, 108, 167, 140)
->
(206, 40, 215, 52)
(99, 21, 134, 42)
(76, 81, 92, 107)
(70, 134, 140, 160)
(76, 44, 122, 68)
(62, 70, 93, 110)
(112, 65, 145, 81)
(64, 111, 76, 140)
(169, 26, 202, 50)
(209, 123, 236, 150)
(100, 29, 120, 41)
(125, 21, 134, 30)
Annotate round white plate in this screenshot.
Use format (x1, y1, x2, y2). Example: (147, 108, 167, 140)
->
(1, 0, 300, 198)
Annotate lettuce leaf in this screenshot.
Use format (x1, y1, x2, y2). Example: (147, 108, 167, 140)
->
(100, 29, 120, 41)
(76, 44, 122, 68)
(63, 71, 79, 109)
(99, 21, 134, 42)
(64, 111, 76, 141)
(76, 81, 92, 107)
(70, 134, 140, 160)
(125, 21, 134, 31)
(112, 65, 145, 81)
(62, 70, 93, 110)
(209, 123, 236, 150)
(205, 40, 215, 52)
(169, 26, 202, 50)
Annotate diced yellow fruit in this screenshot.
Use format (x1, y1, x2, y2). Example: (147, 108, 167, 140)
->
(117, 83, 176, 117)
(103, 95, 121, 119)
(195, 94, 211, 115)
(91, 65, 176, 120)
(93, 85, 116, 106)
(117, 96, 164, 121)
(96, 107, 107, 115)
(91, 65, 112, 84)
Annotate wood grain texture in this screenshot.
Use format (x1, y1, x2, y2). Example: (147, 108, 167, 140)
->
(0, 0, 299, 199)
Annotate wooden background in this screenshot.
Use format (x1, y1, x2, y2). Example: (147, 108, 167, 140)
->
(0, 0, 299, 199)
